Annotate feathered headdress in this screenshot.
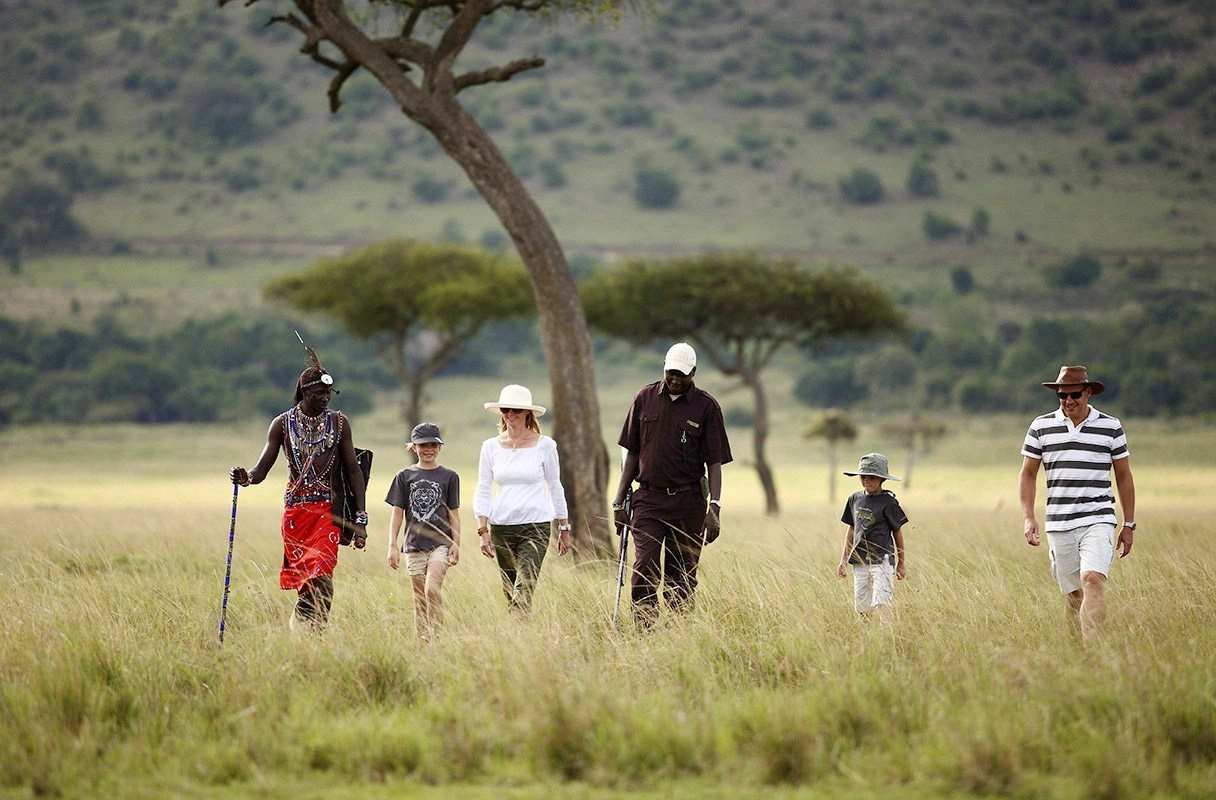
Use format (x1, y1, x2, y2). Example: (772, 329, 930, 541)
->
(294, 330, 338, 402)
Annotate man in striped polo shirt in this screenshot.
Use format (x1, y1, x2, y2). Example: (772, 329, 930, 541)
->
(1019, 365, 1137, 643)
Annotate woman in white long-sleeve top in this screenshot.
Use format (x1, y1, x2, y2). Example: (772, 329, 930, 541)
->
(474, 384, 570, 612)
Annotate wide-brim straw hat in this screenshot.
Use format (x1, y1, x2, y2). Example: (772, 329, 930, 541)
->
(483, 384, 546, 415)
(1041, 365, 1104, 395)
(843, 452, 901, 481)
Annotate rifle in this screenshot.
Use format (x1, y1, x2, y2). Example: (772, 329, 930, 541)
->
(611, 486, 633, 630)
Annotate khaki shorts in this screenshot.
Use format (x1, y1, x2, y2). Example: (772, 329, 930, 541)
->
(1047, 523, 1115, 594)
(405, 546, 450, 577)
(852, 558, 894, 614)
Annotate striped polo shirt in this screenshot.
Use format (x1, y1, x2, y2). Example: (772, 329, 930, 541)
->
(1021, 406, 1129, 532)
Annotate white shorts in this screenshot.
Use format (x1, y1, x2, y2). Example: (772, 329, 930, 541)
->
(1046, 523, 1115, 594)
(852, 558, 894, 614)
(405, 546, 450, 577)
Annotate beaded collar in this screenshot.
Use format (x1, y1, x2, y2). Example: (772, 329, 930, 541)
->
(283, 406, 342, 506)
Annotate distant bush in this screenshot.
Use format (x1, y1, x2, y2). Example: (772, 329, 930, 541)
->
(1043, 253, 1102, 288)
(929, 62, 975, 89)
(805, 105, 836, 129)
(906, 161, 940, 198)
(411, 174, 451, 203)
(602, 102, 653, 127)
(735, 117, 774, 152)
(175, 82, 267, 146)
(793, 360, 867, 408)
(677, 67, 720, 93)
(1105, 116, 1135, 142)
(647, 47, 678, 72)
(1163, 62, 1216, 110)
(858, 116, 914, 151)
(538, 159, 567, 189)
(720, 82, 767, 108)
(76, 98, 105, 130)
(838, 167, 884, 205)
(968, 207, 991, 240)
(339, 78, 392, 120)
(0, 180, 86, 248)
(950, 266, 975, 294)
(1100, 16, 1193, 65)
(633, 162, 680, 209)
(1139, 63, 1178, 94)
(479, 229, 508, 253)
(1127, 259, 1162, 283)
(116, 27, 143, 53)
(923, 211, 962, 241)
(43, 148, 123, 192)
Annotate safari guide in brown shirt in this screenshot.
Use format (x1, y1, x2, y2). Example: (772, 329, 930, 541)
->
(612, 343, 733, 629)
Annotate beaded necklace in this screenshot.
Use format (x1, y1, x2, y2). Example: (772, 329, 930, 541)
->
(283, 405, 341, 505)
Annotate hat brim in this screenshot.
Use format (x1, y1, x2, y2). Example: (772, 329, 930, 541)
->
(1042, 380, 1104, 395)
(484, 402, 546, 415)
(411, 437, 443, 445)
(842, 470, 901, 480)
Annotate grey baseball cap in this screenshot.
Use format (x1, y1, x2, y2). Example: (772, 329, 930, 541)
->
(843, 452, 900, 481)
(409, 422, 444, 445)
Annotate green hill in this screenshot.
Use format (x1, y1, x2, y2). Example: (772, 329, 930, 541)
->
(2, 0, 1216, 425)
(4, 0, 1215, 255)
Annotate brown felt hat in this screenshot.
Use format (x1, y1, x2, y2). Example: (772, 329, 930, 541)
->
(1042, 365, 1104, 395)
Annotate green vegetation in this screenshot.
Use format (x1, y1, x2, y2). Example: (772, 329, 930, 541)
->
(1, 0, 1214, 252)
(265, 239, 535, 427)
(2, 415, 1215, 798)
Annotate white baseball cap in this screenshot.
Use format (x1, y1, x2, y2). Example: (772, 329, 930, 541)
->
(663, 342, 697, 375)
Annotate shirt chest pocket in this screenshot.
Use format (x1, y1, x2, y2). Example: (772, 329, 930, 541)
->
(677, 419, 703, 450)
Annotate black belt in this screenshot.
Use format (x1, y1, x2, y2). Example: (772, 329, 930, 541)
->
(639, 482, 700, 495)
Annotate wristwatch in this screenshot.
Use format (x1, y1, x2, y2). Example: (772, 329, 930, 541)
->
(1122, 521, 1136, 530)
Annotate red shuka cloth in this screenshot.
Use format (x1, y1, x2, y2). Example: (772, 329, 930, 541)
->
(280, 501, 340, 590)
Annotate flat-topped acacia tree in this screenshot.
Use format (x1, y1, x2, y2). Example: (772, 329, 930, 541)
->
(218, 0, 625, 556)
(582, 253, 904, 515)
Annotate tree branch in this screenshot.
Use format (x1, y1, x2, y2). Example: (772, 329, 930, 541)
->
(432, 0, 492, 84)
(326, 60, 360, 112)
(401, 0, 451, 38)
(268, 13, 327, 54)
(455, 56, 546, 90)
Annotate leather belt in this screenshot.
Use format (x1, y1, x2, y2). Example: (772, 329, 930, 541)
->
(639, 482, 700, 495)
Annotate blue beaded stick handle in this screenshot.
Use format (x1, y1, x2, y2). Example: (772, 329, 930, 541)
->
(218, 483, 238, 646)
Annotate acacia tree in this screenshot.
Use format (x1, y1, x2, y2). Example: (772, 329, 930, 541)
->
(582, 253, 903, 515)
(879, 412, 950, 489)
(265, 238, 533, 430)
(803, 409, 857, 505)
(218, 0, 619, 556)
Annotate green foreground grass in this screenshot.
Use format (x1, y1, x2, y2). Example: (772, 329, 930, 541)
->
(2, 415, 1215, 799)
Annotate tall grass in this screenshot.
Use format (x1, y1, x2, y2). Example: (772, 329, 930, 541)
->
(2, 418, 1215, 798)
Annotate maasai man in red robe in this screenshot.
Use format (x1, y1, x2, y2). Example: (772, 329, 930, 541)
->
(230, 348, 367, 632)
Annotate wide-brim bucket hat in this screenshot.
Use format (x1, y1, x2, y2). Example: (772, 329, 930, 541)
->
(1041, 365, 1104, 395)
(483, 384, 546, 415)
(843, 452, 901, 481)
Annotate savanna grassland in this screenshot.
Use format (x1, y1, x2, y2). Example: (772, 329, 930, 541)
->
(3, 407, 1215, 800)
(5, 2, 1216, 797)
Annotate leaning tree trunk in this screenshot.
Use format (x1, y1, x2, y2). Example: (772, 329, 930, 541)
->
(246, 0, 612, 556)
(413, 111, 610, 556)
(741, 367, 779, 515)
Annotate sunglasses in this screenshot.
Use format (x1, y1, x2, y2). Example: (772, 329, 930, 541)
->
(1056, 390, 1085, 400)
